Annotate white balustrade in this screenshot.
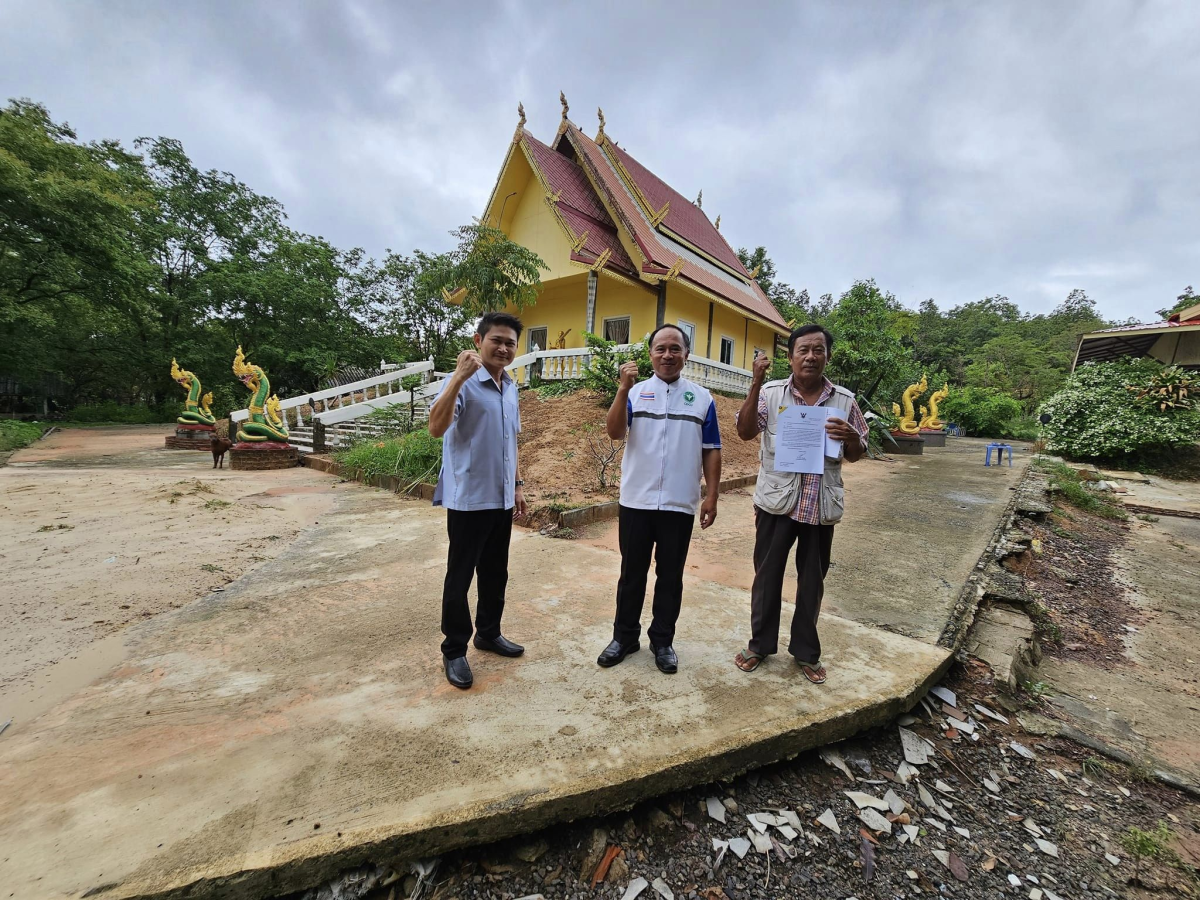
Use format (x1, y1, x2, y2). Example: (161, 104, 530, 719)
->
(231, 359, 434, 423)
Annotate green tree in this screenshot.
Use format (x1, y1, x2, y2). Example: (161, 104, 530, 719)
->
(449, 223, 546, 314)
(736, 246, 809, 327)
(1158, 285, 1197, 320)
(375, 249, 474, 370)
(818, 279, 918, 402)
(0, 100, 153, 322)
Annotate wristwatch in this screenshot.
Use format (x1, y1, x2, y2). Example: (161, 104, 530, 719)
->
(515, 479, 525, 487)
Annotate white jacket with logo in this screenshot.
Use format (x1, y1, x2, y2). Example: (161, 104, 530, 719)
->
(620, 374, 721, 515)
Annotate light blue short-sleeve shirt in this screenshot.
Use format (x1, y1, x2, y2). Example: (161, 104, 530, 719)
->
(431, 367, 521, 511)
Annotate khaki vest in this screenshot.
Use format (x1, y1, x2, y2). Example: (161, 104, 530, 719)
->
(751, 379, 856, 524)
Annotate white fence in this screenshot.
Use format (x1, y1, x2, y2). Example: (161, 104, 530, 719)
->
(259, 346, 754, 453)
(507, 345, 754, 395)
(230, 359, 435, 429)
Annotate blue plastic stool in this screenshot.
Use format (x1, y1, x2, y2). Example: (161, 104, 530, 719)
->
(985, 443, 1013, 467)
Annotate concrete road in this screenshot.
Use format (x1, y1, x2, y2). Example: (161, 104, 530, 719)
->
(0, 436, 1026, 900)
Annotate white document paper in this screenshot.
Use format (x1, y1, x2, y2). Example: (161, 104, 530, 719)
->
(774, 405, 830, 474)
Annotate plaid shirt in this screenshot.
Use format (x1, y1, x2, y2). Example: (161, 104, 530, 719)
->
(736, 376, 869, 524)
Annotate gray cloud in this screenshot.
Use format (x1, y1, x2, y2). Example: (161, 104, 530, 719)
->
(3, 0, 1196, 321)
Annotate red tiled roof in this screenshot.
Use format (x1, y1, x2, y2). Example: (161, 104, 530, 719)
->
(521, 132, 635, 274)
(605, 141, 748, 275)
(565, 125, 786, 330)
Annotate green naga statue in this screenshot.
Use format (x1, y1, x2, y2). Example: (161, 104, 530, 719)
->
(171, 359, 216, 426)
(232, 345, 290, 443)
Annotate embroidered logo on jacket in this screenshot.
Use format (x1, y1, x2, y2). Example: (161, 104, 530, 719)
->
(684, 391, 695, 404)
(639, 391, 656, 400)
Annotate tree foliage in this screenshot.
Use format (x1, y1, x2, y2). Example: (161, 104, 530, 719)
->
(0, 100, 527, 417)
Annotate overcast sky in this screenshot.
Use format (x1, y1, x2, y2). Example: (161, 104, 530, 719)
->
(3, 1, 1197, 322)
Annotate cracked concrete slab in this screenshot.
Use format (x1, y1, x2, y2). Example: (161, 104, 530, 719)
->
(0, 437, 1025, 900)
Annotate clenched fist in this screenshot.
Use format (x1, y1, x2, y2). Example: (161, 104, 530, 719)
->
(453, 349, 483, 382)
(752, 351, 771, 384)
(618, 360, 639, 391)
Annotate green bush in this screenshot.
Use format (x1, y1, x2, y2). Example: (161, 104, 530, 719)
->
(940, 387, 1023, 438)
(1003, 416, 1041, 441)
(334, 428, 442, 487)
(582, 332, 651, 405)
(361, 404, 418, 435)
(0, 420, 45, 451)
(534, 379, 584, 399)
(66, 401, 179, 423)
(1040, 359, 1200, 460)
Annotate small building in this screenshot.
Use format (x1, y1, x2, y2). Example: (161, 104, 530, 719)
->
(477, 97, 788, 372)
(1073, 301, 1200, 371)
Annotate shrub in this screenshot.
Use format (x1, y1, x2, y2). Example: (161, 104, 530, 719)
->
(534, 379, 584, 399)
(1003, 416, 1041, 442)
(940, 387, 1023, 438)
(0, 420, 44, 451)
(1040, 359, 1200, 460)
(335, 428, 442, 488)
(582, 332, 651, 405)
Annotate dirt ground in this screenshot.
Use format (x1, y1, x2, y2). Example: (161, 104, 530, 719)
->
(517, 390, 762, 507)
(0, 425, 340, 725)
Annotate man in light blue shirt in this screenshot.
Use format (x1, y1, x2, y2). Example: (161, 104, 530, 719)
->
(428, 312, 528, 689)
(597, 324, 722, 674)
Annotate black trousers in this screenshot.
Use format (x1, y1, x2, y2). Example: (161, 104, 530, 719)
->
(613, 505, 695, 648)
(748, 507, 834, 664)
(441, 507, 512, 659)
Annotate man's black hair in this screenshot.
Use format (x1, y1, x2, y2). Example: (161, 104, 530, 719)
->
(647, 323, 690, 352)
(787, 323, 834, 355)
(476, 311, 523, 339)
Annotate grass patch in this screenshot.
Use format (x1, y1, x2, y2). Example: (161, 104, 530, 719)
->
(203, 498, 232, 511)
(1035, 459, 1128, 520)
(36, 523, 73, 532)
(0, 420, 45, 452)
(335, 429, 443, 489)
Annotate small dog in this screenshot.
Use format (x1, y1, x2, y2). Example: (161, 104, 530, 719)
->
(211, 435, 233, 469)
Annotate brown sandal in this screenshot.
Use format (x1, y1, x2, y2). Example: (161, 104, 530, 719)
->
(800, 663, 827, 684)
(734, 650, 765, 672)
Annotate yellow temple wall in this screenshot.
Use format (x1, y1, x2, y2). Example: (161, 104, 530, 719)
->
(594, 278, 657, 344)
(505, 176, 577, 282)
(512, 278, 587, 351)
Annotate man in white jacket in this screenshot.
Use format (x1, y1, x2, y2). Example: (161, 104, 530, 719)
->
(597, 324, 722, 674)
(733, 324, 868, 685)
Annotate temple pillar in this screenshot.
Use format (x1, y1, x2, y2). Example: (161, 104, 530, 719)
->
(586, 270, 597, 335)
(706, 302, 714, 358)
(656, 282, 666, 328)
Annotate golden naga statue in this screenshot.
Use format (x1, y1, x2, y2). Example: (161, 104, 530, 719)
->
(171, 358, 216, 427)
(922, 384, 949, 430)
(892, 374, 928, 434)
(232, 345, 290, 443)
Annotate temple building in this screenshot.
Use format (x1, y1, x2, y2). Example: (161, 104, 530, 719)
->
(477, 95, 789, 367)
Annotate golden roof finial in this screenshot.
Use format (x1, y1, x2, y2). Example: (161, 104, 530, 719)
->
(695, 189, 703, 209)
(514, 101, 526, 142)
(715, 214, 721, 231)
(596, 107, 606, 140)
(560, 90, 569, 120)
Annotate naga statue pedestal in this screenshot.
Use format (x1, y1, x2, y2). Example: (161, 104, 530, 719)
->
(229, 441, 298, 471)
(164, 423, 215, 450)
(918, 429, 947, 448)
(890, 432, 925, 455)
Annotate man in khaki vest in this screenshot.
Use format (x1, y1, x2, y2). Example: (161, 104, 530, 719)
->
(733, 324, 868, 684)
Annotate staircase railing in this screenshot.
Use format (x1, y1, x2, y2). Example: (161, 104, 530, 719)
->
(230, 359, 434, 429)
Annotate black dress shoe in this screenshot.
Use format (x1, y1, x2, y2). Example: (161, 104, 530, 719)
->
(444, 655, 473, 689)
(473, 634, 525, 657)
(652, 644, 678, 674)
(597, 640, 640, 667)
